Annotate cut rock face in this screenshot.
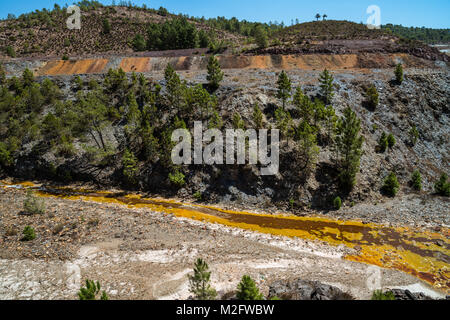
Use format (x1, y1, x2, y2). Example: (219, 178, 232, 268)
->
(268, 279, 354, 300)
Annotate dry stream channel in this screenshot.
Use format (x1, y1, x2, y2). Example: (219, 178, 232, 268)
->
(1, 181, 449, 297)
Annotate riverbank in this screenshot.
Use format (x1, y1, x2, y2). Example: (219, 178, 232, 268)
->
(0, 180, 448, 299)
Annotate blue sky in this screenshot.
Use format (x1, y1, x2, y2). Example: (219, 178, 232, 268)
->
(1, 0, 449, 28)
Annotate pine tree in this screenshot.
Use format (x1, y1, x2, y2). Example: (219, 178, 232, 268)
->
(365, 85, 379, 109)
(208, 109, 223, 129)
(164, 64, 183, 111)
(232, 112, 245, 130)
(319, 69, 334, 105)
(292, 87, 314, 124)
(387, 133, 396, 149)
(122, 148, 138, 185)
(188, 259, 217, 300)
(0, 64, 5, 85)
(382, 172, 400, 197)
(378, 132, 388, 153)
(102, 18, 111, 34)
(395, 64, 404, 84)
(236, 275, 264, 300)
(78, 280, 109, 300)
(409, 125, 419, 146)
(254, 26, 268, 49)
(296, 120, 319, 172)
(335, 107, 364, 190)
(275, 107, 293, 142)
(435, 173, 450, 197)
(276, 71, 291, 110)
(410, 170, 422, 191)
(207, 55, 224, 91)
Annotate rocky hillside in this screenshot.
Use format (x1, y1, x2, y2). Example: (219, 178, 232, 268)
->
(0, 3, 243, 59)
(1, 4, 448, 64)
(0, 60, 448, 213)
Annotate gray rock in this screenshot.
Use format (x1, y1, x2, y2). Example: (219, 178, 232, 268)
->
(268, 279, 354, 300)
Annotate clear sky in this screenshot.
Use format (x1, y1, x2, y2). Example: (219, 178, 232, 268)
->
(1, 0, 449, 28)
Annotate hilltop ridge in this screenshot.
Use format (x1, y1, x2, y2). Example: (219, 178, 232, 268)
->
(0, 4, 448, 63)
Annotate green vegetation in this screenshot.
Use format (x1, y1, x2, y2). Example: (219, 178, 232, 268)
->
(78, 280, 109, 300)
(132, 34, 147, 52)
(365, 85, 379, 109)
(122, 149, 139, 185)
(319, 69, 334, 105)
(371, 290, 395, 300)
(188, 258, 217, 300)
(169, 170, 186, 187)
(381, 24, 450, 44)
(206, 55, 224, 91)
(410, 170, 422, 191)
(434, 173, 450, 197)
(387, 133, 396, 149)
(254, 25, 269, 49)
(21, 226, 36, 241)
(102, 18, 111, 34)
(23, 190, 46, 215)
(335, 107, 364, 190)
(6, 46, 16, 58)
(146, 17, 201, 51)
(276, 71, 291, 110)
(236, 275, 264, 300)
(378, 132, 388, 153)
(333, 196, 342, 210)
(408, 125, 419, 146)
(252, 103, 264, 129)
(232, 113, 245, 130)
(382, 172, 400, 197)
(395, 64, 404, 84)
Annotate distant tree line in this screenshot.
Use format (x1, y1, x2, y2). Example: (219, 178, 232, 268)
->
(382, 24, 450, 44)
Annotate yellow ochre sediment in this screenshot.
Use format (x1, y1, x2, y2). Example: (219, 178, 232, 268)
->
(1, 180, 449, 293)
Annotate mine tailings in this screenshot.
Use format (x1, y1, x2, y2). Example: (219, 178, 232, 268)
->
(2, 181, 449, 294)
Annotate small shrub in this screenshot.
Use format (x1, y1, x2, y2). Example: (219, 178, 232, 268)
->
(382, 172, 400, 197)
(372, 290, 395, 300)
(23, 190, 46, 215)
(377, 132, 388, 153)
(394, 63, 403, 84)
(102, 18, 111, 34)
(365, 85, 379, 109)
(193, 191, 202, 201)
(387, 133, 396, 149)
(410, 170, 422, 191)
(434, 173, 450, 197)
(78, 280, 109, 300)
(62, 55, 69, 61)
(409, 125, 419, 146)
(5, 226, 17, 237)
(21, 226, 36, 241)
(333, 196, 342, 210)
(6, 46, 16, 58)
(169, 170, 185, 187)
(236, 275, 264, 300)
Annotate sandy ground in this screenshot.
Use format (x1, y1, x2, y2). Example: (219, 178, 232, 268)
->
(0, 186, 445, 300)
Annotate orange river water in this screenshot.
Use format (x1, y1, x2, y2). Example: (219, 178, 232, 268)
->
(1, 181, 449, 293)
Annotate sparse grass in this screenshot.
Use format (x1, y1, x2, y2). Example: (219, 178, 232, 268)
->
(23, 190, 46, 215)
(371, 290, 395, 300)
